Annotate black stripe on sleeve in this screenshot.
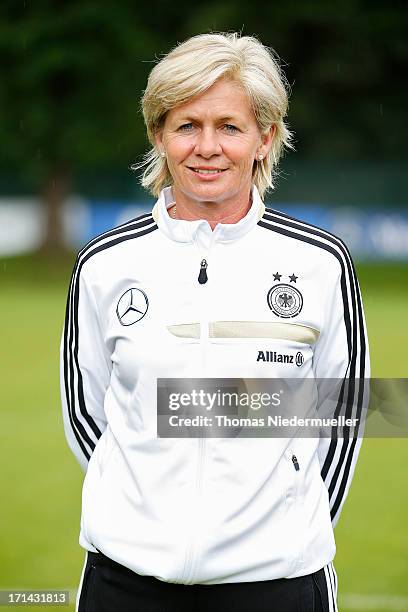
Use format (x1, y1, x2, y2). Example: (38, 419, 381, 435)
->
(62, 216, 158, 463)
(262, 209, 368, 521)
(258, 212, 367, 519)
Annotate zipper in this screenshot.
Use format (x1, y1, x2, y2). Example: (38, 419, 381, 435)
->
(284, 451, 300, 505)
(179, 245, 212, 583)
(198, 259, 208, 284)
(292, 454, 300, 471)
(180, 435, 206, 583)
(287, 451, 304, 573)
(195, 246, 212, 363)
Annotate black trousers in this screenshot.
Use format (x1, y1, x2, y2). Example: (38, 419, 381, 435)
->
(77, 550, 338, 612)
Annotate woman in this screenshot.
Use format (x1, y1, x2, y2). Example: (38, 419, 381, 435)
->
(61, 32, 369, 612)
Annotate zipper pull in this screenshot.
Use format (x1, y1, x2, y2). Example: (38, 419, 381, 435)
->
(292, 455, 300, 471)
(198, 259, 208, 284)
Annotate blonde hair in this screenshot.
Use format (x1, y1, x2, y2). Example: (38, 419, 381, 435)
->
(134, 32, 294, 198)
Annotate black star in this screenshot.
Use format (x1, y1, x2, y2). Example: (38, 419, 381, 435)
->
(273, 272, 282, 281)
(289, 273, 298, 283)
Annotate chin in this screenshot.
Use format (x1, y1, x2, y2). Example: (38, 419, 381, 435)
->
(187, 182, 234, 202)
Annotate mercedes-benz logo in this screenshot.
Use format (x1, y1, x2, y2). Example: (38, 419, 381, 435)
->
(116, 288, 149, 326)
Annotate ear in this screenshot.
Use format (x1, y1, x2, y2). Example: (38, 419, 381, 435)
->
(154, 129, 164, 155)
(259, 124, 276, 156)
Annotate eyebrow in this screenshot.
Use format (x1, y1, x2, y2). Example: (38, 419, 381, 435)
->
(174, 114, 242, 124)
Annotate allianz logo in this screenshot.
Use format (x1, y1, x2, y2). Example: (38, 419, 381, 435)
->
(257, 350, 304, 367)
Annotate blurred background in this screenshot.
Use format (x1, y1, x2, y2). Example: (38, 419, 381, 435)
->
(0, 1, 407, 611)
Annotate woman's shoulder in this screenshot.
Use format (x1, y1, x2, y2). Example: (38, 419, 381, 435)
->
(262, 206, 350, 249)
(260, 205, 354, 274)
(73, 211, 158, 275)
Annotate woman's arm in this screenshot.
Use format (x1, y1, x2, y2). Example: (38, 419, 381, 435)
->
(313, 252, 370, 528)
(60, 257, 112, 472)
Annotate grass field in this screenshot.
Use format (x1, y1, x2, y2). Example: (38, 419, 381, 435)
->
(0, 254, 407, 611)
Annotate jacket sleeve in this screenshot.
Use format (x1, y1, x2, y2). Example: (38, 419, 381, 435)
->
(312, 250, 370, 528)
(60, 257, 112, 472)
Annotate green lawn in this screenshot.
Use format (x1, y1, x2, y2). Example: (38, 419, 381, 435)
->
(0, 255, 407, 611)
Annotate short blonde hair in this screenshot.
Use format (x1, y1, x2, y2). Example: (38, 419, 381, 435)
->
(134, 32, 294, 198)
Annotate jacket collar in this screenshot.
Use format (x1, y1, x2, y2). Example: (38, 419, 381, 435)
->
(151, 185, 265, 244)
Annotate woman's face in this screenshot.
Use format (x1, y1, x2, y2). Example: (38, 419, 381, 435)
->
(155, 78, 274, 206)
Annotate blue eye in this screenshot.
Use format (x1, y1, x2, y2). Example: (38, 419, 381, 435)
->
(224, 124, 239, 133)
(178, 123, 194, 131)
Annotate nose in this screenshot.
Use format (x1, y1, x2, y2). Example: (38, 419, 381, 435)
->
(194, 127, 222, 158)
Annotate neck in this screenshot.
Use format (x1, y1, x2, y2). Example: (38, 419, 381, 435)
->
(170, 186, 252, 230)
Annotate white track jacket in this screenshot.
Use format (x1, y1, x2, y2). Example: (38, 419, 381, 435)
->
(60, 185, 369, 585)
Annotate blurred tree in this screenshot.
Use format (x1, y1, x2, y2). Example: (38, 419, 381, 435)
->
(0, 1, 162, 250)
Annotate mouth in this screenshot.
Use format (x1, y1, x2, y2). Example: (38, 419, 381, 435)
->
(187, 167, 228, 177)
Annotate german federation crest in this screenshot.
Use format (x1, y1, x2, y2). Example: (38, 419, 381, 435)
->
(267, 283, 303, 318)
